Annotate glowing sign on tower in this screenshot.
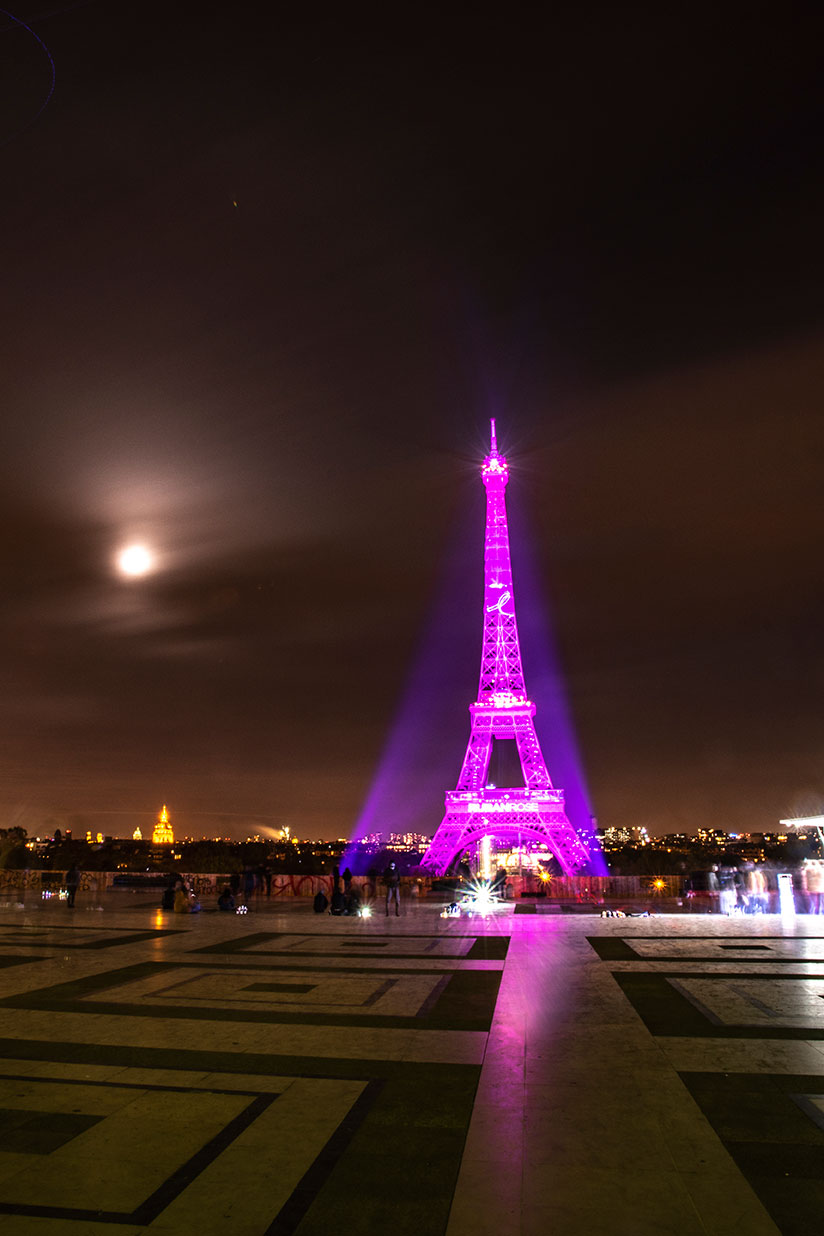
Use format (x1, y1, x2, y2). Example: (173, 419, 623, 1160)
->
(421, 421, 591, 876)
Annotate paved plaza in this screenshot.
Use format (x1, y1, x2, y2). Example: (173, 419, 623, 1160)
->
(0, 893, 822, 1233)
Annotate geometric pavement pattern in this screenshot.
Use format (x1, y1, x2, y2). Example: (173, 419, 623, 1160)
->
(588, 930, 824, 1236)
(0, 903, 506, 1235)
(2, 900, 824, 1233)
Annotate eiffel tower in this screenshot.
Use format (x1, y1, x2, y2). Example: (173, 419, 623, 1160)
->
(421, 421, 591, 876)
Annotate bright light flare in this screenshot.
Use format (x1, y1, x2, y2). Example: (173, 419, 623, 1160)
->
(459, 878, 504, 917)
(359, 906, 372, 919)
(117, 543, 154, 577)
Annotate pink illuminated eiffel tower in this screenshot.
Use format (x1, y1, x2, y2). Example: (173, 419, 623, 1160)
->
(421, 421, 591, 876)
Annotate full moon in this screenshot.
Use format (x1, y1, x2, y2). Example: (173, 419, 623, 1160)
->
(117, 543, 154, 577)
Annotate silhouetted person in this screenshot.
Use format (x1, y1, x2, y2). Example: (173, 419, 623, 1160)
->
(65, 865, 80, 908)
(342, 867, 352, 893)
(330, 887, 346, 915)
(384, 862, 401, 916)
(806, 860, 824, 913)
(718, 866, 738, 916)
(345, 886, 361, 915)
(174, 880, 191, 913)
(218, 886, 235, 911)
(313, 889, 329, 914)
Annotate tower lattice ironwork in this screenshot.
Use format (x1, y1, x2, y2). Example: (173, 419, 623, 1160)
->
(421, 421, 591, 876)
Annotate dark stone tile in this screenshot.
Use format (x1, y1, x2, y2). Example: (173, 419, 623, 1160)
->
(243, 983, 316, 994)
(729, 1140, 824, 1179)
(586, 936, 639, 961)
(752, 1177, 824, 1236)
(466, 936, 509, 960)
(0, 1108, 102, 1154)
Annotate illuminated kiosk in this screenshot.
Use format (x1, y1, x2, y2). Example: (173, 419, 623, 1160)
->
(780, 816, 824, 850)
(152, 804, 174, 846)
(421, 421, 590, 876)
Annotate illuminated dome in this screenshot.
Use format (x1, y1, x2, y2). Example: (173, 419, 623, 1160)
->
(152, 804, 174, 846)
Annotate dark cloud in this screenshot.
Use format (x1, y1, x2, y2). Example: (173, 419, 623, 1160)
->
(0, 4, 821, 836)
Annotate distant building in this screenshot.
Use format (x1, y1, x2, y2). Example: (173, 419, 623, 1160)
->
(152, 804, 174, 846)
(133, 825, 142, 841)
(599, 826, 649, 851)
(387, 832, 431, 852)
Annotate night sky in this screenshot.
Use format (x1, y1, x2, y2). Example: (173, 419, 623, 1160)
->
(1, 4, 822, 841)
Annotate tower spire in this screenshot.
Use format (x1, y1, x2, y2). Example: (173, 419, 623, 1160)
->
(421, 422, 591, 877)
(479, 417, 525, 701)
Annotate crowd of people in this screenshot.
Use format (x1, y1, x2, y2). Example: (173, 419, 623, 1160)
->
(162, 863, 405, 917)
(312, 864, 399, 916)
(684, 859, 824, 913)
(59, 856, 824, 917)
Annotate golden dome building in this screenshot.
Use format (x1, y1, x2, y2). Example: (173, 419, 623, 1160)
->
(152, 804, 174, 846)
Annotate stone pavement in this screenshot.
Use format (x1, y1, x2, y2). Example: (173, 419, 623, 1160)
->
(0, 890, 822, 1234)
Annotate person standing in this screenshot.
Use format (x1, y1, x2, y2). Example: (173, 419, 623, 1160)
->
(384, 862, 401, 917)
(65, 864, 80, 908)
(805, 860, 824, 913)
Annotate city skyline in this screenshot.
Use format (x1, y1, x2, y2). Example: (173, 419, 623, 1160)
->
(1, 8, 822, 840)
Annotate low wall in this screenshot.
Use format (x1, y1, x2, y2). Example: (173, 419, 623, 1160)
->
(0, 869, 681, 902)
(0, 870, 434, 901)
(507, 874, 681, 900)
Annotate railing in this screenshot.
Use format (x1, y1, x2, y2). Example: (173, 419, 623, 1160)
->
(0, 869, 683, 902)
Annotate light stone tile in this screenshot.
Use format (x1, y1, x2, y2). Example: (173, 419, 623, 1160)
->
(402, 1031, 486, 1064)
(520, 1165, 704, 1236)
(196, 1072, 298, 1092)
(461, 1102, 524, 1162)
(523, 1105, 676, 1171)
(0, 1058, 126, 1083)
(658, 1036, 824, 1073)
(447, 1157, 522, 1236)
(631, 936, 824, 962)
(0, 1152, 46, 1185)
(672, 975, 824, 1026)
